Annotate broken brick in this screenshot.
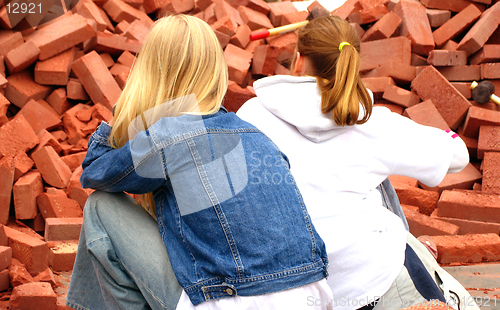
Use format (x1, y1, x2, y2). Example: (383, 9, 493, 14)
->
(13, 172, 43, 221)
(31, 146, 72, 189)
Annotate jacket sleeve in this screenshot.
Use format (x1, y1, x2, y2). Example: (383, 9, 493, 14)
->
(80, 122, 166, 193)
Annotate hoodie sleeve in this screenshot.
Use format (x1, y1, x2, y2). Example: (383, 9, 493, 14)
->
(375, 108, 470, 187)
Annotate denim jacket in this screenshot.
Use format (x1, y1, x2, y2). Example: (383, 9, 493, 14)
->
(80, 107, 329, 305)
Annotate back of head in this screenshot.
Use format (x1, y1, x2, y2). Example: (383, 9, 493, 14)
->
(297, 15, 372, 126)
(111, 14, 229, 148)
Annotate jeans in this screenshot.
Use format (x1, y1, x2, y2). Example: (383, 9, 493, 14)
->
(66, 191, 182, 310)
(67, 179, 407, 310)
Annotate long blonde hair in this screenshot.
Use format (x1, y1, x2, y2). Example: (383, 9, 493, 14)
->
(110, 14, 229, 214)
(296, 15, 372, 126)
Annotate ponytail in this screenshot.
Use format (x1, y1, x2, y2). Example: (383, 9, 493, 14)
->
(296, 15, 372, 126)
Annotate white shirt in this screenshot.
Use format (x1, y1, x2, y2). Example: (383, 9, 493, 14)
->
(236, 75, 469, 309)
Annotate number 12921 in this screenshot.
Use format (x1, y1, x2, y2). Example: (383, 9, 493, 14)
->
(5, 2, 42, 14)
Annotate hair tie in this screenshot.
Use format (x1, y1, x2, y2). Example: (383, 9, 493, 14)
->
(339, 42, 350, 52)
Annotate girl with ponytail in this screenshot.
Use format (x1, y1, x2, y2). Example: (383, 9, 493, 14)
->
(238, 14, 477, 310)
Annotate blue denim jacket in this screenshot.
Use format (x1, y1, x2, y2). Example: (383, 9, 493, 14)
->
(80, 108, 329, 305)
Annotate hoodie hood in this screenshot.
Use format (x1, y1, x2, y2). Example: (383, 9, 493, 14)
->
(253, 75, 358, 143)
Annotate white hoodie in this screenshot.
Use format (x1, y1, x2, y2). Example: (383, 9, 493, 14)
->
(237, 75, 469, 309)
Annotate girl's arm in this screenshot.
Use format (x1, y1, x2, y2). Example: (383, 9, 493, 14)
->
(80, 122, 165, 193)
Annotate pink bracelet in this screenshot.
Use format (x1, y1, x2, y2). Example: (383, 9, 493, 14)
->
(445, 129, 459, 139)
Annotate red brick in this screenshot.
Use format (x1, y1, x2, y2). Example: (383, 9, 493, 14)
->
(76, 0, 109, 32)
(48, 241, 78, 272)
(393, 182, 440, 216)
(435, 65, 481, 82)
(432, 233, 500, 264)
(441, 40, 459, 51)
(70, 187, 92, 208)
(229, 24, 251, 49)
(5, 40, 40, 75)
(158, 0, 195, 15)
(116, 51, 135, 68)
(361, 77, 396, 99)
(403, 206, 459, 238)
(24, 213, 45, 233)
(114, 20, 131, 34)
(13, 152, 34, 182)
(103, 0, 154, 27)
(61, 104, 90, 145)
(393, 0, 434, 56)
(0, 31, 23, 57)
(123, 19, 150, 44)
(0, 269, 9, 292)
(46, 88, 71, 115)
(13, 172, 43, 221)
(458, 126, 479, 158)
(72, 51, 122, 110)
(224, 43, 252, 85)
(0, 245, 12, 271)
(0, 159, 14, 226)
(115, 67, 131, 89)
(332, 0, 364, 20)
(34, 47, 75, 86)
(0, 115, 39, 158)
(84, 31, 142, 57)
(8, 258, 34, 288)
(403, 99, 450, 131)
(426, 9, 451, 28)
(237, 6, 272, 31)
(432, 5, 482, 48)
(478, 125, 500, 158)
(266, 31, 297, 62)
(463, 105, 500, 138)
(361, 11, 401, 42)
(274, 62, 290, 75)
(348, 4, 388, 25)
(44, 218, 82, 242)
(382, 84, 420, 108)
(204, 3, 217, 24)
(4, 71, 52, 108)
(267, 1, 298, 27)
(109, 63, 130, 78)
(437, 189, 500, 223)
(420, 0, 485, 12)
(61, 152, 86, 173)
(212, 14, 239, 37)
(251, 45, 278, 76)
(435, 216, 500, 235)
(34, 130, 64, 155)
(32, 267, 59, 289)
(360, 36, 412, 72)
(195, 0, 212, 11)
(451, 82, 472, 99)
(481, 62, 500, 79)
(482, 152, 500, 194)
(373, 100, 404, 114)
(281, 11, 308, 25)
(411, 65, 471, 130)
(32, 146, 72, 189)
(4, 226, 48, 276)
(24, 14, 95, 61)
(9, 282, 57, 310)
(427, 50, 467, 66)
(37, 189, 83, 219)
(362, 61, 416, 85)
(14, 99, 62, 134)
(214, 0, 243, 26)
(389, 175, 419, 187)
(224, 81, 255, 112)
(457, 2, 500, 56)
(66, 79, 90, 101)
(410, 53, 427, 66)
(246, 0, 270, 15)
(469, 44, 500, 65)
(420, 163, 482, 193)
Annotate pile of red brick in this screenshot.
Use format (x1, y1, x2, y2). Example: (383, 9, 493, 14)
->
(0, 0, 499, 308)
